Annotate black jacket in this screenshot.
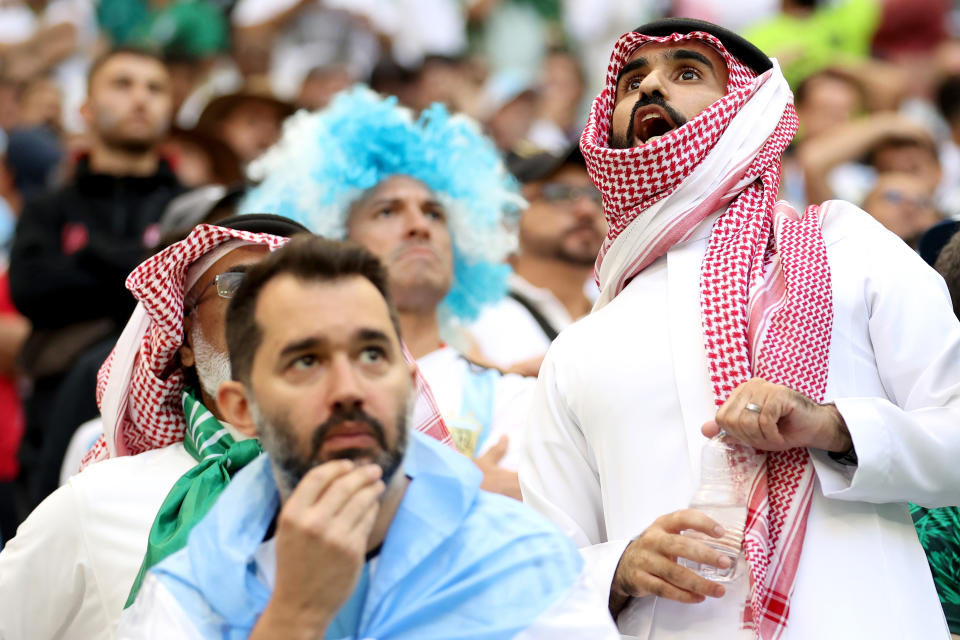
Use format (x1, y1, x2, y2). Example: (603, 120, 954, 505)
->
(9, 156, 184, 329)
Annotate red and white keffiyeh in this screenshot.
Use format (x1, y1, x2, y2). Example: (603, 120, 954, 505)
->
(582, 31, 833, 639)
(80, 223, 451, 469)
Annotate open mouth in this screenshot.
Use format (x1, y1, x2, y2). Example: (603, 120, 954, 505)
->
(633, 106, 677, 144)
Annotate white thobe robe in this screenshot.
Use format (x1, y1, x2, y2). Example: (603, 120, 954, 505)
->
(520, 201, 957, 639)
(0, 442, 196, 640)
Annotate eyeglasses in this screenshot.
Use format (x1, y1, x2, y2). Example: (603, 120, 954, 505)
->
(539, 183, 604, 206)
(185, 271, 245, 315)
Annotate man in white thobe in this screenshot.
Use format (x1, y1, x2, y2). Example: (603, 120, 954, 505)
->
(520, 17, 958, 640)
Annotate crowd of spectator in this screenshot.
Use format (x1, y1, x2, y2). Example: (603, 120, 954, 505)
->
(0, 0, 959, 592)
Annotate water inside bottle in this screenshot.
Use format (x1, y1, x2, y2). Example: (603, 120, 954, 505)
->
(678, 504, 746, 583)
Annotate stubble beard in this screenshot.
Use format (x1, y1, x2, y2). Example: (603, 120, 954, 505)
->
(94, 109, 167, 155)
(251, 399, 411, 499)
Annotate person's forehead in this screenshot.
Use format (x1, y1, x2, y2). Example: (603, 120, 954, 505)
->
(255, 274, 395, 350)
(369, 175, 437, 202)
(626, 39, 728, 72)
(97, 55, 168, 82)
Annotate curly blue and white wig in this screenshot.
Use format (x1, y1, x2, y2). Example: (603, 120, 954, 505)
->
(239, 86, 524, 323)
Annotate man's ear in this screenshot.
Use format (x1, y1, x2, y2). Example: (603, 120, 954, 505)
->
(217, 380, 258, 438)
(79, 98, 93, 130)
(179, 316, 195, 368)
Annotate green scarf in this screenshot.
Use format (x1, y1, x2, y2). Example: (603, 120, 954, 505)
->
(910, 503, 960, 633)
(125, 388, 262, 607)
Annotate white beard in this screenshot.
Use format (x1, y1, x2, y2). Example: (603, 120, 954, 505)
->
(190, 323, 232, 400)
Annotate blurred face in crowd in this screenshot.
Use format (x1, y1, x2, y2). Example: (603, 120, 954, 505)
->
(488, 91, 538, 152)
(297, 66, 353, 111)
(181, 245, 270, 413)
(82, 53, 172, 152)
(611, 40, 728, 148)
(227, 273, 414, 497)
(521, 164, 606, 266)
(862, 172, 941, 248)
(795, 72, 862, 140)
(167, 137, 215, 187)
(218, 100, 286, 166)
(871, 139, 942, 192)
(19, 77, 62, 131)
(347, 175, 454, 314)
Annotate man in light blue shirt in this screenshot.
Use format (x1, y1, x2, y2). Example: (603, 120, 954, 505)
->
(120, 236, 618, 639)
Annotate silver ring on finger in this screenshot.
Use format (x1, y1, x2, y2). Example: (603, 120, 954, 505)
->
(744, 402, 762, 413)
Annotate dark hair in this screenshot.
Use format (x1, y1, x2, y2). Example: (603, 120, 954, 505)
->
(87, 47, 167, 92)
(226, 236, 399, 384)
(794, 68, 865, 110)
(935, 231, 960, 320)
(937, 75, 960, 125)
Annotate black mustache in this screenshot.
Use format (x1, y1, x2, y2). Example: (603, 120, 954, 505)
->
(629, 95, 688, 131)
(309, 407, 387, 458)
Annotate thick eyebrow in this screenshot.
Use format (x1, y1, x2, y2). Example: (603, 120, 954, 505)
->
(357, 328, 392, 345)
(277, 328, 392, 360)
(366, 197, 445, 211)
(668, 48, 714, 70)
(616, 58, 648, 84)
(616, 48, 715, 85)
(279, 336, 325, 359)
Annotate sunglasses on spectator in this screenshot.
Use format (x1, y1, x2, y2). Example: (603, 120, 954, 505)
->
(539, 183, 603, 206)
(185, 271, 245, 316)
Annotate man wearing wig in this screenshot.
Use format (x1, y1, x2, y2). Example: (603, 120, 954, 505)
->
(0, 216, 452, 639)
(241, 88, 534, 493)
(519, 18, 960, 639)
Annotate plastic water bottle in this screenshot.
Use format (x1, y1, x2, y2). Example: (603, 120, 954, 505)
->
(678, 434, 752, 583)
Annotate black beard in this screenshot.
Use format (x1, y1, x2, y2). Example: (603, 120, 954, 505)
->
(259, 405, 409, 496)
(610, 94, 688, 149)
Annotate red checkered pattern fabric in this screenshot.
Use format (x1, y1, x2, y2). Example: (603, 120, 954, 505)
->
(581, 31, 833, 639)
(80, 223, 451, 469)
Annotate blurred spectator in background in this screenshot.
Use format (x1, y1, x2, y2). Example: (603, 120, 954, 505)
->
(230, 2, 381, 99)
(0, 129, 29, 545)
(797, 111, 937, 206)
(164, 126, 243, 187)
(861, 171, 941, 249)
(17, 75, 63, 134)
(483, 49, 586, 154)
(470, 145, 604, 375)
(934, 75, 960, 218)
(4, 126, 65, 202)
(0, 0, 102, 136)
(8, 47, 183, 519)
(295, 64, 354, 110)
(195, 89, 294, 168)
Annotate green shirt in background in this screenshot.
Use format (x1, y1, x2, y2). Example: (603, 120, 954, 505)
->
(97, 0, 229, 59)
(911, 503, 960, 634)
(744, 0, 881, 88)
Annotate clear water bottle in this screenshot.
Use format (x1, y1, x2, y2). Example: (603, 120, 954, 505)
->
(678, 434, 755, 583)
